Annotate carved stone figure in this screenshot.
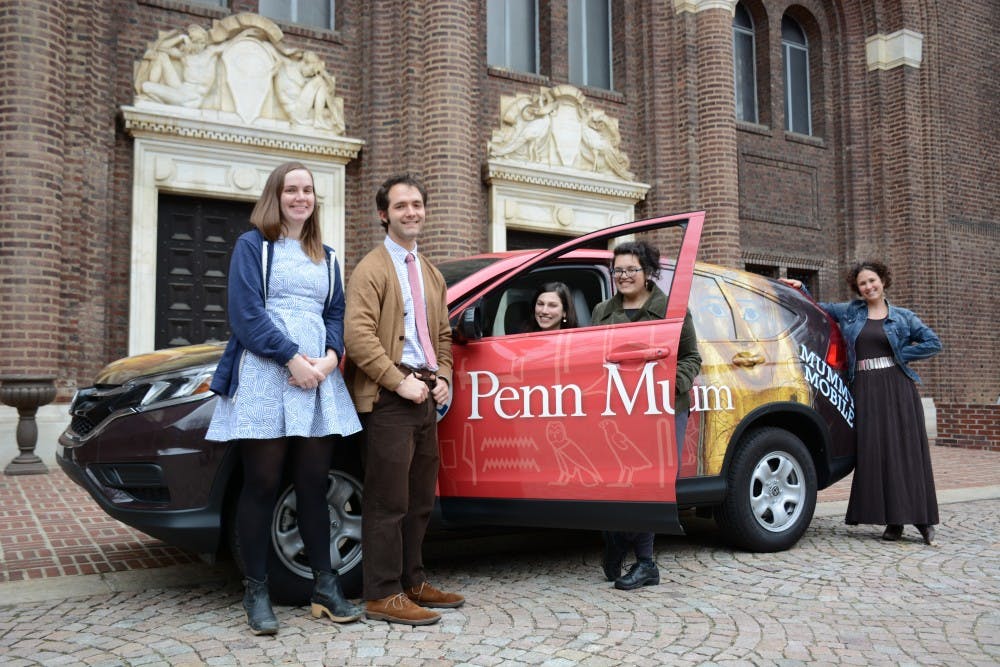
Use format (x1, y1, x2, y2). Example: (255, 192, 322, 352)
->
(139, 26, 223, 108)
(275, 52, 345, 131)
(488, 85, 634, 180)
(133, 13, 345, 134)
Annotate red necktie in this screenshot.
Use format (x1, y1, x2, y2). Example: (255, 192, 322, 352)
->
(406, 252, 438, 370)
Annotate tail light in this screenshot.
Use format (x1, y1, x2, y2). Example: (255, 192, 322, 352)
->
(825, 320, 848, 371)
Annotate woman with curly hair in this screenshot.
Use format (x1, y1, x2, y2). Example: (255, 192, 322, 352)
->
(594, 241, 701, 589)
(782, 261, 942, 545)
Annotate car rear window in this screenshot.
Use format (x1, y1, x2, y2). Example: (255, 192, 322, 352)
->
(728, 282, 798, 339)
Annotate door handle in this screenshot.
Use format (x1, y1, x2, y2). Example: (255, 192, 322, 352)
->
(607, 347, 669, 363)
(731, 350, 766, 367)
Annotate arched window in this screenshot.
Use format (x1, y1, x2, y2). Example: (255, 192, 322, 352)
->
(733, 3, 758, 123)
(781, 15, 811, 135)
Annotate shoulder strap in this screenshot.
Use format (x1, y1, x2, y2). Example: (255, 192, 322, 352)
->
(260, 239, 270, 301)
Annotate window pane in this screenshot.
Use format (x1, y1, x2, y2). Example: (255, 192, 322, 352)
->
(487, 0, 506, 65)
(508, 0, 536, 72)
(487, 0, 536, 73)
(298, 0, 333, 30)
(787, 46, 810, 133)
(781, 16, 805, 45)
(734, 4, 752, 30)
(188, 0, 225, 6)
(734, 31, 756, 122)
(570, 0, 611, 88)
(585, 0, 611, 88)
(259, 0, 292, 23)
(260, 0, 333, 30)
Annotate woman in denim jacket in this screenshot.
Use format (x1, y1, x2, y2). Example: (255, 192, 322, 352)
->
(782, 261, 942, 545)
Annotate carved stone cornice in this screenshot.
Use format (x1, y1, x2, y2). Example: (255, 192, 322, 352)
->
(673, 0, 737, 14)
(121, 105, 363, 161)
(485, 158, 650, 202)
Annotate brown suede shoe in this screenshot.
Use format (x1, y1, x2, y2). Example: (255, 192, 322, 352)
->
(405, 581, 465, 609)
(365, 593, 441, 626)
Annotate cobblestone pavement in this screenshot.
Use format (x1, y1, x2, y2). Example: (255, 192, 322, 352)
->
(1, 497, 998, 666)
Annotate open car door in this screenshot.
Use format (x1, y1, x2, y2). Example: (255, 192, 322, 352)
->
(436, 212, 704, 534)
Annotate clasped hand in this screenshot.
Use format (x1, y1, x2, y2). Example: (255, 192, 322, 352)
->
(286, 351, 339, 389)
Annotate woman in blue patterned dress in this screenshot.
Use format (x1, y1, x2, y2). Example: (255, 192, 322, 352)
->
(207, 162, 363, 635)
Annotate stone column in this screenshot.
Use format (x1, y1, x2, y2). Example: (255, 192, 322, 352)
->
(676, 0, 741, 267)
(0, 2, 65, 472)
(416, 0, 481, 259)
(0, 3, 65, 378)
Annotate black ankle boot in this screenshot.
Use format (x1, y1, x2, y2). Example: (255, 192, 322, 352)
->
(614, 559, 660, 590)
(310, 569, 363, 623)
(243, 576, 279, 635)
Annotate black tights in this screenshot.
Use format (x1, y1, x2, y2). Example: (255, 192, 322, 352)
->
(237, 437, 333, 580)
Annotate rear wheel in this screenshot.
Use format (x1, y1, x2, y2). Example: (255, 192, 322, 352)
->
(715, 427, 817, 552)
(230, 469, 364, 605)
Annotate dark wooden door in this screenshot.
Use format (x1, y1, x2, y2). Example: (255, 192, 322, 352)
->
(156, 194, 254, 349)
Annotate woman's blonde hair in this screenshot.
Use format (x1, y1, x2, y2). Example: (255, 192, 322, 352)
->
(251, 161, 324, 262)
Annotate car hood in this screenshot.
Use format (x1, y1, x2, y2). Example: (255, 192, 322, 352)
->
(95, 343, 226, 385)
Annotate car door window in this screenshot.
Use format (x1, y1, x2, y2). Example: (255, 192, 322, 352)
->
(690, 274, 736, 341)
(484, 266, 607, 336)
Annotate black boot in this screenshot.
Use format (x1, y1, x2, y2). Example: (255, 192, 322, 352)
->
(243, 576, 279, 635)
(601, 531, 624, 582)
(614, 559, 660, 591)
(310, 569, 363, 622)
(916, 524, 936, 546)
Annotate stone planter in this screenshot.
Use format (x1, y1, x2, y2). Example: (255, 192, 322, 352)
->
(1, 375, 57, 475)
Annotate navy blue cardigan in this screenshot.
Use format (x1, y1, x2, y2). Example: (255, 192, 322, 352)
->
(209, 228, 345, 397)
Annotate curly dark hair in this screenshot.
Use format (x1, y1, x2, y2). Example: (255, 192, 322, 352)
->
(847, 260, 891, 295)
(612, 240, 661, 280)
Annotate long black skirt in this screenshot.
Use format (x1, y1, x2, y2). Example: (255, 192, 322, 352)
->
(845, 365, 939, 526)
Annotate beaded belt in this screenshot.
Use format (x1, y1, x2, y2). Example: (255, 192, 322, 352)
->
(856, 356, 895, 371)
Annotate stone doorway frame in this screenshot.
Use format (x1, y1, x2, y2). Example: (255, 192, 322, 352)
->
(122, 108, 362, 355)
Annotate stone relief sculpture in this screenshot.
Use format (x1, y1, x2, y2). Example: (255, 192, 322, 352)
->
(133, 13, 345, 134)
(488, 84, 634, 180)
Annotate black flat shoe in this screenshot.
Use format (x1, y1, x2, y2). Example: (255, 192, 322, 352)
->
(882, 524, 903, 541)
(916, 524, 936, 546)
(614, 560, 660, 590)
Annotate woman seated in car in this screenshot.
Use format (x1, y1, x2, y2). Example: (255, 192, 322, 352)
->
(526, 281, 579, 332)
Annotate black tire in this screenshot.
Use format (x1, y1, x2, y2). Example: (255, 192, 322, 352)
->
(715, 427, 817, 552)
(229, 468, 364, 605)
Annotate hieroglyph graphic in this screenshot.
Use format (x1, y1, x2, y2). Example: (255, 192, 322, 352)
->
(487, 84, 635, 180)
(134, 13, 345, 133)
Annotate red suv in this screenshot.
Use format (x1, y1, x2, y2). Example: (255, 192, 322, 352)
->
(59, 212, 855, 602)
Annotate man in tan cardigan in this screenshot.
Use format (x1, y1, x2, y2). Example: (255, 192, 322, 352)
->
(343, 174, 462, 626)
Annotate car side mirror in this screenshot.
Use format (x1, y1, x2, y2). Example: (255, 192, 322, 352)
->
(454, 301, 484, 343)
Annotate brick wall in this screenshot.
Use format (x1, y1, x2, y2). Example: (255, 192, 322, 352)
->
(1, 0, 995, 430)
(936, 403, 1000, 451)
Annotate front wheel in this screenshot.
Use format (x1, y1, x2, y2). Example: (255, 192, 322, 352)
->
(715, 427, 817, 552)
(230, 469, 364, 605)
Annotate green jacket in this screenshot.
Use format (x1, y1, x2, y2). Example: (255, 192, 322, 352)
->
(591, 285, 701, 414)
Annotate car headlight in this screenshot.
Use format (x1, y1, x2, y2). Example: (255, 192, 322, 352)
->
(126, 364, 217, 409)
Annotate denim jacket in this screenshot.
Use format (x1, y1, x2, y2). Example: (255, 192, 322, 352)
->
(817, 297, 942, 385)
(209, 228, 344, 397)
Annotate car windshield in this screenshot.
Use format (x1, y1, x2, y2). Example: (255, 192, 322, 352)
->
(438, 258, 502, 287)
